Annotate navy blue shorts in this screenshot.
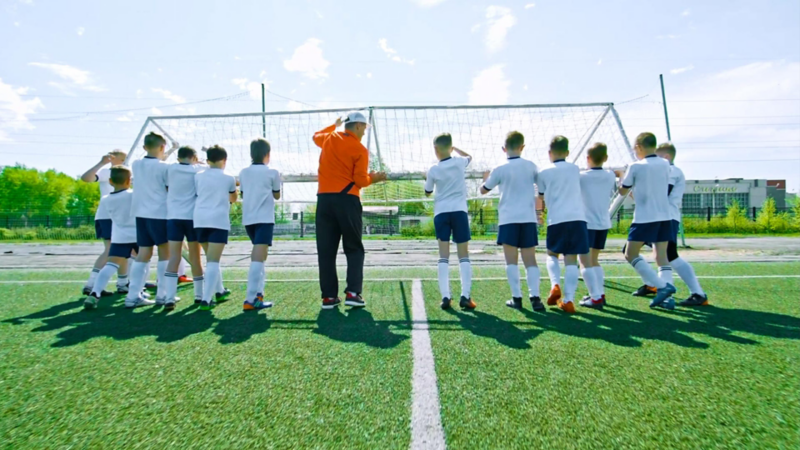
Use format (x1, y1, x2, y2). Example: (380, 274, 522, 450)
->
(109, 242, 139, 258)
(628, 220, 673, 243)
(433, 211, 471, 244)
(497, 222, 538, 248)
(546, 221, 590, 255)
(167, 219, 198, 242)
(195, 227, 229, 244)
(94, 219, 112, 240)
(136, 217, 168, 247)
(587, 229, 609, 250)
(669, 220, 680, 243)
(245, 223, 275, 246)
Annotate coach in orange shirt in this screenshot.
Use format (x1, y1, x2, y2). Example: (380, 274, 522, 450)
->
(313, 111, 387, 310)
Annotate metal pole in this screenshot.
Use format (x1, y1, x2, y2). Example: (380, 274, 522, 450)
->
(125, 118, 152, 165)
(570, 105, 611, 164)
(660, 74, 672, 141)
(261, 83, 266, 138)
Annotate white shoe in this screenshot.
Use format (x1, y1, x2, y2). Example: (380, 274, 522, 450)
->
(140, 291, 151, 299)
(125, 296, 155, 308)
(155, 297, 167, 306)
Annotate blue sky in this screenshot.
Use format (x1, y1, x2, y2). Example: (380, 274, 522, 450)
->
(1, 0, 799, 191)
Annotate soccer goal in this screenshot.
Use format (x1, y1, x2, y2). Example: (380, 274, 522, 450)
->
(126, 104, 635, 210)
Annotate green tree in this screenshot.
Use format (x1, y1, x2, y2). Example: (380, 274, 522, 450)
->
(725, 200, 747, 233)
(756, 197, 778, 232)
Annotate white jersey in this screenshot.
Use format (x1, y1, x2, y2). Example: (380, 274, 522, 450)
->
(620, 154, 671, 224)
(482, 156, 539, 226)
(167, 162, 205, 220)
(193, 168, 237, 230)
(537, 160, 586, 226)
(93, 168, 113, 220)
(667, 164, 686, 222)
(131, 157, 169, 219)
(239, 164, 282, 225)
(580, 168, 617, 230)
(102, 189, 137, 244)
(424, 156, 470, 216)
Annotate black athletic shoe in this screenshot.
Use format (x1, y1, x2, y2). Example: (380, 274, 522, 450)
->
(441, 297, 452, 310)
(321, 297, 341, 310)
(530, 296, 545, 311)
(344, 292, 366, 308)
(505, 297, 523, 309)
(459, 296, 477, 310)
(117, 283, 130, 294)
(164, 301, 176, 311)
(82, 286, 92, 296)
(99, 290, 113, 297)
(215, 289, 232, 302)
(632, 284, 657, 297)
(194, 298, 203, 305)
(678, 293, 709, 307)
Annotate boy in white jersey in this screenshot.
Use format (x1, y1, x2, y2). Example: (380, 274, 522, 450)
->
(162, 146, 206, 311)
(537, 136, 590, 314)
(578, 143, 618, 309)
(618, 132, 678, 309)
(84, 166, 140, 309)
(239, 138, 281, 311)
(194, 145, 238, 311)
(80, 150, 129, 296)
(423, 133, 476, 311)
(480, 131, 544, 311)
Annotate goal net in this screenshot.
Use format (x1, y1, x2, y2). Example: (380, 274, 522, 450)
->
(126, 104, 634, 207)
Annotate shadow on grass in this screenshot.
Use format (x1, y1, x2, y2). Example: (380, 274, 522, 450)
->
(313, 307, 408, 349)
(445, 308, 541, 349)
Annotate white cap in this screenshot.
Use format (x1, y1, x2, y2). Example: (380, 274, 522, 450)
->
(343, 111, 368, 125)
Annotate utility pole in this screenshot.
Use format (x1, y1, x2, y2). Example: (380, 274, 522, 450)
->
(660, 74, 686, 247)
(261, 83, 266, 138)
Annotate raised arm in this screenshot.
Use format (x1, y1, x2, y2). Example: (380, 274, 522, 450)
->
(312, 118, 343, 148)
(80, 155, 111, 182)
(452, 146, 472, 162)
(162, 140, 180, 160)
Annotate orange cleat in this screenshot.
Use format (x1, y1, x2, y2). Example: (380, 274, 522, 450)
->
(557, 299, 576, 314)
(178, 275, 193, 284)
(547, 284, 562, 305)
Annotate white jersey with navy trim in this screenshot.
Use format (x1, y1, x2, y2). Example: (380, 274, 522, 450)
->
(193, 168, 237, 230)
(103, 189, 137, 244)
(167, 162, 205, 220)
(482, 156, 539, 226)
(667, 164, 686, 222)
(537, 160, 586, 226)
(93, 168, 113, 220)
(131, 157, 169, 220)
(620, 154, 671, 224)
(580, 168, 617, 230)
(424, 156, 470, 216)
(239, 163, 282, 225)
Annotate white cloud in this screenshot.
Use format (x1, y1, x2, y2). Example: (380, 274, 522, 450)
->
(231, 78, 267, 99)
(76, 27, 84, 36)
(378, 38, 415, 65)
(524, 3, 535, 8)
(356, 73, 362, 78)
(410, 0, 446, 7)
(670, 64, 694, 75)
(283, 38, 329, 79)
(135, 89, 143, 98)
(523, 84, 528, 91)
(151, 88, 186, 103)
(0, 79, 44, 141)
(682, 8, 690, 16)
(116, 112, 134, 122)
(468, 65, 509, 105)
(151, 107, 163, 115)
(484, 6, 516, 53)
(314, 10, 323, 19)
(19, 0, 33, 4)
(367, 72, 372, 79)
(657, 34, 680, 40)
(28, 62, 106, 93)
(14, 22, 20, 27)
(470, 23, 481, 33)
(597, 59, 603, 65)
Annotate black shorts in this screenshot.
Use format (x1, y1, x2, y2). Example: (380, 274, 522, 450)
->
(109, 242, 139, 258)
(497, 222, 538, 248)
(136, 218, 168, 247)
(195, 227, 229, 244)
(94, 219, 112, 240)
(167, 219, 198, 242)
(245, 223, 275, 246)
(628, 220, 672, 244)
(433, 211, 471, 244)
(587, 229, 609, 250)
(546, 221, 589, 255)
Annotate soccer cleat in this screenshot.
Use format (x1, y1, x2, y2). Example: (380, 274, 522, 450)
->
(557, 299, 576, 314)
(505, 297, 523, 309)
(459, 296, 477, 310)
(441, 297, 451, 310)
(164, 301, 176, 311)
(243, 299, 273, 311)
(632, 285, 657, 297)
(661, 298, 676, 311)
(116, 284, 129, 294)
(530, 296, 545, 311)
(649, 284, 677, 309)
(144, 282, 157, 290)
(547, 284, 562, 306)
(178, 275, 193, 283)
(344, 292, 366, 308)
(194, 298, 203, 305)
(82, 286, 92, 296)
(198, 300, 215, 311)
(601, 294, 607, 306)
(321, 297, 341, 310)
(155, 297, 167, 306)
(125, 296, 155, 309)
(83, 295, 99, 310)
(140, 291, 151, 299)
(678, 293, 709, 307)
(579, 296, 604, 309)
(215, 289, 232, 302)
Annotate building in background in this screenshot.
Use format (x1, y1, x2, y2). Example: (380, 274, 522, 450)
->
(621, 179, 789, 212)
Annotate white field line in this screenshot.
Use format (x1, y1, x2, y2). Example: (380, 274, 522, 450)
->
(2, 274, 799, 285)
(410, 279, 446, 450)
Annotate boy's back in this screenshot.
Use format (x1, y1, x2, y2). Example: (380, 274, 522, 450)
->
(424, 156, 470, 215)
(667, 164, 686, 223)
(620, 155, 671, 224)
(537, 160, 586, 225)
(580, 168, 616, 230)
(194, 168, 236, 230)
(239, 164, 282, 225)
(484, 157, 538, 225)
(103, 189, 137, 244)
(167, 162, 204, 220)
(131, 157, 169, 219)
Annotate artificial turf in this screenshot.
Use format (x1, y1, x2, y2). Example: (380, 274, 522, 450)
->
(0, 262, 798, 448)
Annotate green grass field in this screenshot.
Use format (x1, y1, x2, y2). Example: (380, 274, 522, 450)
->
(1, 262, 798, 449)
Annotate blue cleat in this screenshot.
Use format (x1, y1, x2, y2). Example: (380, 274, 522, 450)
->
(650, 283, 677, 309)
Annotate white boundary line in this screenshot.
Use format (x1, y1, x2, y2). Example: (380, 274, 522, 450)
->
(410, 279, 446, 450)
(2, 274, 799, 285)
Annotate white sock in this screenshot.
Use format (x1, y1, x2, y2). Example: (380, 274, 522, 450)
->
(156, 260, 168, 299)
(593, 266, 605, 296)
(259, 262, 266, 295)
(546, 255, 560, 288)
(193, 276, 204, 300)
(459, 257, 472, 298)
(116, 273, 128, 289)
(85, 268, 100, 288)
(631, 257, 666, 289)
(126, 258, 134, 277)
(164, 271, 179, 301)
(91, 263, 118, 296)
(217, 265, 225, 294)
(564, 264, 579, 302)
(526, 265, 540, 298)
(437, 258, 450, 299)
(203, 262, 220, 302)
(506, 264, 522, 298)
(178, 257, 186, 277)
(126, 261, 148, 302)
(658, 265, 674, 286)
(671, 257, 705, 296)
(581, 267, 597, 300)
(143, 263, 151, 286)
(247, 261, 265, 302)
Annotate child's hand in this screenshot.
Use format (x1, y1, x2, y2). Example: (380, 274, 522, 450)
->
(335, 117, 343, 127)
(170, 141, 180, 150)
(482, 170, 490, 182)
(370, 171, 388, 183)
(101, 154, 112, 165)
(614, 169, 625, 178)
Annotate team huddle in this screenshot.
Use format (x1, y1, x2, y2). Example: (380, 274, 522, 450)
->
(425, 130, 709, 313)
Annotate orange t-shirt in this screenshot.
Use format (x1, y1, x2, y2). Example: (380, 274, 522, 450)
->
(314, 124, 372, 196)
